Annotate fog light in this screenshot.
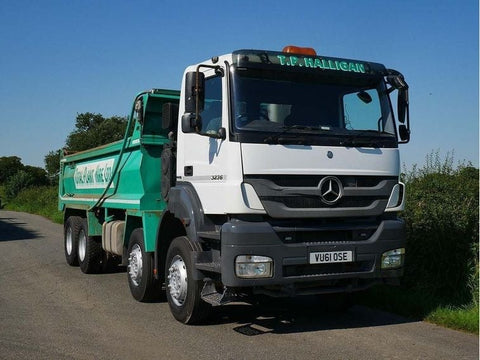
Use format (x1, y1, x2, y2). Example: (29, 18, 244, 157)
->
(235, 255, 273, 278)
(381, 248, 405, 269)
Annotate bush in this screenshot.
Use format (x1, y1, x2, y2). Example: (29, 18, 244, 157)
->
(4, 165, 49, 200)
(402, 152, 479, 304)
(5, 170, 34, 200)
(6, 186, 62, 223)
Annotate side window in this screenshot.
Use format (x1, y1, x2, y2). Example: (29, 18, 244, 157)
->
(201, 76, 222, 135)
(343, 89, 381, 131)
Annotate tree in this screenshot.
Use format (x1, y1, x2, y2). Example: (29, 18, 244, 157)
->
(66, 113, 127, 152)
(24, 165, 49, 186)
(44, 113, 128, 178)
(0, 156, 24, 184)
(44, 150, 61, 180)
(4, 165, 48, 199)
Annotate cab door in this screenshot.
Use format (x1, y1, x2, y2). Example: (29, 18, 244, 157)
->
(177, 66, 243, 214)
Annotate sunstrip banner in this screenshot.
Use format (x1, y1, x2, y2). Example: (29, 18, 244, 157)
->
(74, 158, 115, 189)
(277, 55, 366, 73)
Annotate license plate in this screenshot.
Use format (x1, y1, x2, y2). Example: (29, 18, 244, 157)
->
(309, 251, 353, 264)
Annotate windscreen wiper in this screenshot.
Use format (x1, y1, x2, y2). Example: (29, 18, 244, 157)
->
(339, 130, 389, 148)
(263, 125, 330, 144)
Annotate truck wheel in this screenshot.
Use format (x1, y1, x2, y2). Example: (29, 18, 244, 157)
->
(64, 216, 82, 266)
(78, 219, 103, 274)
(127, 228, 160, 302)
(165, 236, 211, 324)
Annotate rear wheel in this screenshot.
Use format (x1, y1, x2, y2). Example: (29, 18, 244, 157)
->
(64, 216, 82, 266)
(78, 219, 103, 274)
(127, 228, 160, 302)
(165, 236, 211, 324)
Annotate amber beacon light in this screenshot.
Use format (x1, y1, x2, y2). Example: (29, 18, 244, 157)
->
(282, 45, 317, 56)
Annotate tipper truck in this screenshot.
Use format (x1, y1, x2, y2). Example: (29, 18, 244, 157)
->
(59, 45, 411, 324)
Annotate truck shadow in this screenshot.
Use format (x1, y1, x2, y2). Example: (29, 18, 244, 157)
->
(210, 297, 414, 335)
(0, 217, 42, 241)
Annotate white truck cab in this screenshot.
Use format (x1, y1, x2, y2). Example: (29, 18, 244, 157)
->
(163, 46, 410, 321)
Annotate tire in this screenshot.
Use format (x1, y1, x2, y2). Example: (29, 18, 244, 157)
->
(64, 216, 83, 266)
(127, 228, 160, 302)
(78, 219, 104, 274)
(165, 236, 211, 324)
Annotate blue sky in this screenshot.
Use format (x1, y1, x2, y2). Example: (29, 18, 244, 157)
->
(0, 0, 478, 169)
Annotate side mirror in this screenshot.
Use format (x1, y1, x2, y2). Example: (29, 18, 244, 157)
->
(397, 88, 408, 124)
(181, 113, 202, 133)
(386, 69, 411, 144)
(399, 125, 410, 142)
(162, 103, 179, 131)
(217, 127, 226, 140)
(397, 89, 410, 143)
(185, 71, 205, 114)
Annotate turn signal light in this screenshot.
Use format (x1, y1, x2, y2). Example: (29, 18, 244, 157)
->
(282, 45, 317, 56)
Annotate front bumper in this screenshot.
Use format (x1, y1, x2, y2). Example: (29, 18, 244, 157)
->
(220, 217, 405, 294)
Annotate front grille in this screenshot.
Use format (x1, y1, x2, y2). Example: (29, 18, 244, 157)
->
(271, 217, 380, 244)
(262, 195, 379, 209)
(244, 174, 397, 218)
(277, 229, 377, 244)
(283, 260, 374, 277)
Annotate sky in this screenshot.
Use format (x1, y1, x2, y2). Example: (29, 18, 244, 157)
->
(0, 0, 478, 170)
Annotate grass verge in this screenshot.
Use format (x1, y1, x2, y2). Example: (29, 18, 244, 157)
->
(358, 285, 479, 334)
(426, 304, 479, 334)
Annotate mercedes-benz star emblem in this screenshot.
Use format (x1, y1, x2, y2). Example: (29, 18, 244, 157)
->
(319, 176, 343, 205)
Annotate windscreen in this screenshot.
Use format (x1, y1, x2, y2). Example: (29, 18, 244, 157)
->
(231, 68, 397, 147)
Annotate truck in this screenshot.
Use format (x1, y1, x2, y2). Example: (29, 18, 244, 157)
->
(59, 45, 411, 324)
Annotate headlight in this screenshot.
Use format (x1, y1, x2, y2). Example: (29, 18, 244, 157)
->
(381, 248, 405, 269)
(235, 255, 273, 278)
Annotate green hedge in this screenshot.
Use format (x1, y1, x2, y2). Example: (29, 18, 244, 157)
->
(402, 159, 479, 304)
(360, 154, 479, 333)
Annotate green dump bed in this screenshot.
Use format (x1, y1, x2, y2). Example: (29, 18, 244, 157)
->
(58, 89, 180, 213)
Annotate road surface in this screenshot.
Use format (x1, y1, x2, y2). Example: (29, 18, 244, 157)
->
(0, 211, 478, 360)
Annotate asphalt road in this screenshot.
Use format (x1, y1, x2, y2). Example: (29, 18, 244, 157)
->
(0, 210, 478, 360)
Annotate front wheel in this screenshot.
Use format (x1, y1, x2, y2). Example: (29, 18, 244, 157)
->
(165, 236, 211, 324)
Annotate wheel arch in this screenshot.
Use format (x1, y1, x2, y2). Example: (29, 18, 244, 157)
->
(64, 207, 87, 222)
(166, 182, 215, 242)
(154, 211, 188, 280)
(124, 214, 143, 254)
(154, 183, 217, 281)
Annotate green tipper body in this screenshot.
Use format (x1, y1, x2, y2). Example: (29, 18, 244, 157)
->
(58, 89, 180, 252)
